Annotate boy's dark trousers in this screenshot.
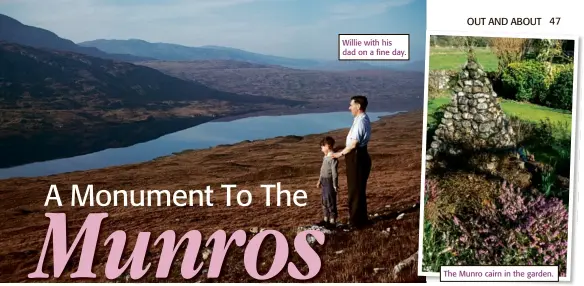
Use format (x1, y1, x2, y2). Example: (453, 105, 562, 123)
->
(320, 177, 338, 220)
(345, 145, 371, 227)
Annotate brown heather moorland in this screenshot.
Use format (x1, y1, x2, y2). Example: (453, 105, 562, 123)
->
(0, 111, 425, 283)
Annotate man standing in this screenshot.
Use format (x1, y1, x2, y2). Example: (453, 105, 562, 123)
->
(332, 95, 371, 228)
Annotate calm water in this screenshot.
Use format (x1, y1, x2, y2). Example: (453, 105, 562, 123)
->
(0, 111, 398, 179)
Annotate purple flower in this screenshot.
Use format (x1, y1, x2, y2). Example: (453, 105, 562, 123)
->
(429, 180, 569, 274)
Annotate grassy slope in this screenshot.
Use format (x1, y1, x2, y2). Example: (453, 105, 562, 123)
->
(429, 47, 499, 71)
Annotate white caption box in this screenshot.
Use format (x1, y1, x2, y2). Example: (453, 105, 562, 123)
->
(338, 34, 410, 61)
(440, 266, 559, 282)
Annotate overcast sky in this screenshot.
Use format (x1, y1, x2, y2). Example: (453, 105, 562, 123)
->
(1, 0, 426, 61)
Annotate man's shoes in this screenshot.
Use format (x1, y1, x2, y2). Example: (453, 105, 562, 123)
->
(346, 220, 370, 230)
(316, 220, 329, 227)
(328, 219, 337, 229)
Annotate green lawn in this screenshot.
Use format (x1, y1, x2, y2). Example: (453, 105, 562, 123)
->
(427, 96, 572, 133)
(430, 47, 498, 71)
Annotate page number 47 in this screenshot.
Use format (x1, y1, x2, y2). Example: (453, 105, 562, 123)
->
(549, 17, 561, 25)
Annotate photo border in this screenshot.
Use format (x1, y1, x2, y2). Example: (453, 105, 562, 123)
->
(416, 29, 581, 282)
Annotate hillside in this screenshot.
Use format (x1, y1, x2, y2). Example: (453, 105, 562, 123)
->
(79, 39, 403, 71)
(0, 14, 151, 62)
(0, 42, 301, 168)
(137, 60, 425, 102)
(0, 110, 424, 283)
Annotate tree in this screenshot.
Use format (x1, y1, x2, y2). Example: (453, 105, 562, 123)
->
(450, 36, 482, 52)
(527, 39, 571, 64)
(491, 37, 529, 75)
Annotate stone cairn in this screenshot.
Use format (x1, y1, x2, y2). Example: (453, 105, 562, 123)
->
(426, 51, 516, 170)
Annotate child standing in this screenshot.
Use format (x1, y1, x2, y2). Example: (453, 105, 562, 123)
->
(316, 136, 339, 227)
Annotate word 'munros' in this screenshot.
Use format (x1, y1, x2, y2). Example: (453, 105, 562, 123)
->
(28, 213, 325, 281)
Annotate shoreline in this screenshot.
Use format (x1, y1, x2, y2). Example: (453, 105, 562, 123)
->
(0, 109, 420, 182)
(0, 102, 420, 178)
(213, 99, 422, 122)
(0, 98, 421, 170)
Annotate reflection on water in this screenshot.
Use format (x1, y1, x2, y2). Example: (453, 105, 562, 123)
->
(0, 111, 397, 179)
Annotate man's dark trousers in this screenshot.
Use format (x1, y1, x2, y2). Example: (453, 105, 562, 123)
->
(345, 145, 371, 227)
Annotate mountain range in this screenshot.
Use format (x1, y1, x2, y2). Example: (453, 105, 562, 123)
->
(0, 13, 423, 71)
(0, 13, 423, 167)
(79, 38, 423, 71)
(0, 14, 151, 62)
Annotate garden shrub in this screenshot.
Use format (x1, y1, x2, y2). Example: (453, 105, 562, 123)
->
(486, 70, 503, 95)
(546, 119, 572, 178)
(543, 62, 556, 88)
(546, 67, 573, 110)
(508, 116, 571, 178)
(423, 180, 569, 276)
(530, 118, 556, 147)
(544, 63, 570, 87)
(507, 115, 537, 145)
(552, 140, 572, 178)
(501, 60, 547, 103)
(422, 220, 456, 272)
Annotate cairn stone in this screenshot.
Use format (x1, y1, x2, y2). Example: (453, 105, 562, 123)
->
(427, 52, 516, 167)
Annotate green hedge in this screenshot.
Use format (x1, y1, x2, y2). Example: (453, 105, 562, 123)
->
(546, 67, 574, 110)
(501, 60, 547, 103)
(500, 61, 573, 111)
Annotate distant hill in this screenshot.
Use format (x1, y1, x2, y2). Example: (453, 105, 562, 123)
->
(79, 39, 420, 71)
(0, 42, 297, 109)
(137, 59, 425, 101)
(369, 60, 426, 72)
(0, 42, 301, 167)
(0, 14, 152, 62)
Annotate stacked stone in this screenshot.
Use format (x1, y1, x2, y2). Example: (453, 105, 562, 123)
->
(427, 54, 516, 163)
